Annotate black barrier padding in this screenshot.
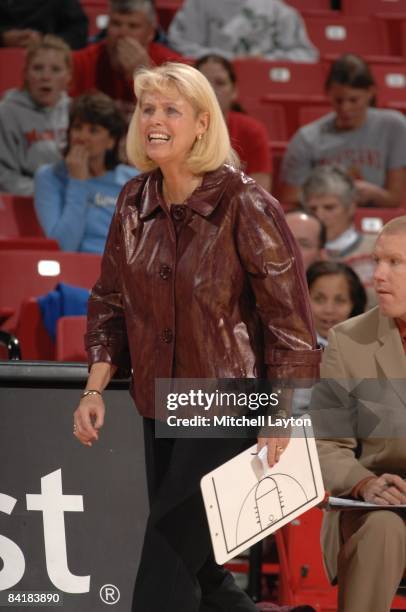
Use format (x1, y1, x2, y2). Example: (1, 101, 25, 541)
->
(0, 362, 147, 612)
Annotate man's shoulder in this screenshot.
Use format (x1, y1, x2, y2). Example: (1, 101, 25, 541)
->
(73, 40, 104, 62)
(332, 306, 380, 341)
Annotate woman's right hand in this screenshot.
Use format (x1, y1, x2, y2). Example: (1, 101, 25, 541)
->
(66, 144, 89, 181)
(73, 394, 105, 447)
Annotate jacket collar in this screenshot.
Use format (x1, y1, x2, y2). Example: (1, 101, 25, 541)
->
(376, 308, 406, 382)
(137, 165, 234, 220)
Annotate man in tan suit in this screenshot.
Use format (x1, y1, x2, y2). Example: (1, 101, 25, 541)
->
(313, 216, 406, 612)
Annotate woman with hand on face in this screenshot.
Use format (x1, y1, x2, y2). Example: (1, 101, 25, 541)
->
(34, 92, 138, 253)
(72, 63, 320, 612)
(281, 53, 406, 208)
(195, 54, 272, 192)
(0, 34, 71, 195)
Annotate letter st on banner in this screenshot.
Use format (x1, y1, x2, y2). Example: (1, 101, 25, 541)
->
(0, 365, 148, 612)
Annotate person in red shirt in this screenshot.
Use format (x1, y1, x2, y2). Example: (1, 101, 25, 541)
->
(196, 54, 272, 191)
(71, 0, 182, 120)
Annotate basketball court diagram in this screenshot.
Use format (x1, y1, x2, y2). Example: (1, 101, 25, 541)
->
(201, 424, 325, 564)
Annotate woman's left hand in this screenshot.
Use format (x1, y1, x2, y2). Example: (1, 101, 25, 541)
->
(257, 436, 290, 468)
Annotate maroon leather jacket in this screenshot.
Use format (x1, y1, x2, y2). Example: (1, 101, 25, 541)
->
(85, 164, 321, 418)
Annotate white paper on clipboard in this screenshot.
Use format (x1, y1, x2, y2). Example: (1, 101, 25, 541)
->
(200, 423, 325, 564)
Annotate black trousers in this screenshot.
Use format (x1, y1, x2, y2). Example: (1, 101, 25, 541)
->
(131, 418, 258, 612)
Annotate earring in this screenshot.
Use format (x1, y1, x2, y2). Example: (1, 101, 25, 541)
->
(197, 134, 203, 141)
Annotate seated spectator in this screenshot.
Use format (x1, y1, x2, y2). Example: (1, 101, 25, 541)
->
(71, 0, 182, 120)
(303, 166, 376, 260)
(196, 54, 272, 190)
(0, 35, 71, 196)
(307, 260, 366, 346)
(281, 54, 406, 208)
(302, 165, 377, 304)
(285, 209, 326, 270)
(168, 0, 318, 62)
(293, 260, 366, 417)
(0, 0, 88, 50)
(34, 92, 138, 253)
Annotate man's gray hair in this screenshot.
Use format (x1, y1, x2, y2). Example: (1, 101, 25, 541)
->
(302, 165, 356, 210)
(109, 0, 156, 25)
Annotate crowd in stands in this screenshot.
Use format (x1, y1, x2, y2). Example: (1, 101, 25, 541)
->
(1, 1, 406, 607)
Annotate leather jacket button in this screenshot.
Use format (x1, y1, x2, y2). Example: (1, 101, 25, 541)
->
(171, 205, 186, 221)
(159, 264, 171, 280)
(162, 328, 173, 343)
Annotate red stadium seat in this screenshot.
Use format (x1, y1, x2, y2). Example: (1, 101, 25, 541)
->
(14, 298, 54, 360)
(0, 250, 101, 331)
(341, 0, 406, 16)
(305, 15, 391, 60)
(0, 237, 59, 250)
(275, 508, 338, 609)
(80, 0, 109, 36)
(270, 141, 288, 205)
(298, 105, 332, 127)
(56, 316, 87, 362)
(0, 193, 44, 238)
(354, 207, 405, 234)
(155, 0, 182, 30)
(234, 60, 327, 136)
(402, 20, 406, 58)
(246, 104, 289, 141)
(372, 63, 406, 112)
(0, 48, 25, 97)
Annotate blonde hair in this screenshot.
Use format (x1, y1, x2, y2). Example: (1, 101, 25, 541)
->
(25, 34, 72, 72)
(126, 62, 239, 173)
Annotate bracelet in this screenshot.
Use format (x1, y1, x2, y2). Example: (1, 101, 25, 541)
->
(81, 389, 102, 399)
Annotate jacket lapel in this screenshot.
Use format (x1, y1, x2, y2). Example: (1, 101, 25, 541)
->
(375, 312, 406, 404)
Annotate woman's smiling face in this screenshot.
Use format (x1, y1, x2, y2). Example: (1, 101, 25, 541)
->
(138, 87, 208, 169)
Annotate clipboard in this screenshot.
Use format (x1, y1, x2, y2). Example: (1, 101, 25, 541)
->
(200, 423, 325, 564)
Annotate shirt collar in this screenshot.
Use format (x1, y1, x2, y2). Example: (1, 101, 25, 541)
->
(395, 317, 406, 344)
(138, 165, 233, 220)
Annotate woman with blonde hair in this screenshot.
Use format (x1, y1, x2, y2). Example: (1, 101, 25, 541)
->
(73, 62, 320, 611)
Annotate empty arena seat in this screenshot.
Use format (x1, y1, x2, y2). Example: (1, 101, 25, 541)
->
(372, 63, 406, 112)
(14, 298, 55, 360)
(284, 0, 332, 11)
(56, 316, 87, 362)
(0, 193, 44, 238)
(275, 508, 337, 609)
(80, 0, 109, 36)
(0, 250, 101, 331)
(298, 105, 332, 127)
(354, 207, 405, 234)
(234, 60, 327, 135)
(0, 237, 59, 250)
(305, 15, 390, 59)
(341, 0, 406, 16)
(0, 48, 25, 96)
(246, 104, 289, 141)
(155, 0, 182, 30)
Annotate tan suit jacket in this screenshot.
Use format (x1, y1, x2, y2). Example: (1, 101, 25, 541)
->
(314, 306, 406, 581)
